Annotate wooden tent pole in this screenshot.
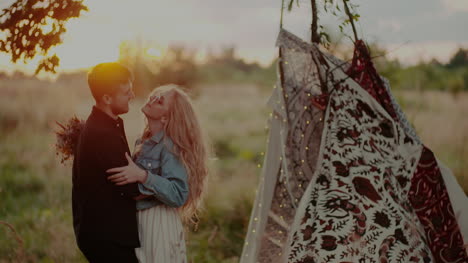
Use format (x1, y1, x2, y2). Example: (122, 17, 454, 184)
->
(311, 0, 320, 43)
(343, 0, 359, 41)
(280, 0, 285, 29)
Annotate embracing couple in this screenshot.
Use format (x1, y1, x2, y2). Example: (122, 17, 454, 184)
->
(72, 62, 208, 262)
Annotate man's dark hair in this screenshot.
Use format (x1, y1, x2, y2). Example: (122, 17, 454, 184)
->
(87, 62, 133, 102)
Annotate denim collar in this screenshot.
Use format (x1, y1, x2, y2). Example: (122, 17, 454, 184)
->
(149, 130, 164, 144)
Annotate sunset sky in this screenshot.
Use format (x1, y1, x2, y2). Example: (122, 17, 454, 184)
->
(0, 0, 467, 74)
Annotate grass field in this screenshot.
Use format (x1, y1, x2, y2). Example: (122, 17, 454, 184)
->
(1, 77, 467, 262)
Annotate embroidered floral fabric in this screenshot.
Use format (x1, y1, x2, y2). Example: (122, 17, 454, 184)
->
(284, 65, 432, 262)
(241, 29, 467, 263)
(241, 30, 331, 263)
(347, 39, 467, 262)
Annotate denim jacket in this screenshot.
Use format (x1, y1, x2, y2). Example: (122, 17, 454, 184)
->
(134, 131, 189, 210)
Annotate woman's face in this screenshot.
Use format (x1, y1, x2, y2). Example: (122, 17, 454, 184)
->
(141, 89, 175, 120)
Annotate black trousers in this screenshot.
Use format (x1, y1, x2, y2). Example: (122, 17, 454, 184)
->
(78, 241, 138, 263)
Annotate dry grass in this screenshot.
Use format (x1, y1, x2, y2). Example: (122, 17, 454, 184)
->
(396, 90, 468, 191)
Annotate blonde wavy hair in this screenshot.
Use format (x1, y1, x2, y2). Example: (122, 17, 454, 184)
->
(137, 84, 209, 226)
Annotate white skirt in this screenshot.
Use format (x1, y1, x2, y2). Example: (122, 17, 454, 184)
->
(135, 205, 187, 263)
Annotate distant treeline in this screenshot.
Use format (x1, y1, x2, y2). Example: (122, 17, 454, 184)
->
(373, 46, 468, 95)
(115, 44, 277, 96)
(2, 45, 467, 96)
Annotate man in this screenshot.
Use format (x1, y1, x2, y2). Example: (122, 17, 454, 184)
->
(72, 62, 140, 262)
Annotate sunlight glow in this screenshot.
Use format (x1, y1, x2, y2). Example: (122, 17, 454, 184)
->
(2, 0, 175, 73)
(0, 0, 466, 74)
(145, 47, 163, 59)
(41, 17, 54, 34)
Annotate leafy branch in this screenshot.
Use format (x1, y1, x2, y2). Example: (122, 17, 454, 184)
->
(0, 0, 88, 74)
(286, 0, 361, 46)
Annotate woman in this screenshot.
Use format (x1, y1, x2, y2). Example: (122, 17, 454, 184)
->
(106, 84, 209, 262)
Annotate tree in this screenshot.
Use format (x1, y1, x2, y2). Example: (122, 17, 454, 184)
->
(446, 48, 468, 69)
(0, 0, 87, 74)
(118, 39, 199, 97)
(286, 0, 360, 46)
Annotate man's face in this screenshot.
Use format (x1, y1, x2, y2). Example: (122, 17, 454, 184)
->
(109, 81, 134, 115)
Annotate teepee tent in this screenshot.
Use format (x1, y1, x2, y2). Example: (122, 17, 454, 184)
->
(240, 2, 468, 262)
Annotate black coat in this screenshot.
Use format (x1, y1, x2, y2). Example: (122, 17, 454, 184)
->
(72, 106, 140, 248)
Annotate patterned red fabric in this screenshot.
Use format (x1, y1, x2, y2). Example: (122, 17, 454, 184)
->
(409, 147, 468, 262)
(346, 40, 398, 121)
(310, 93, 329, 110)
(287, 80, 432, 262)
(346, 40, 468, 262)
